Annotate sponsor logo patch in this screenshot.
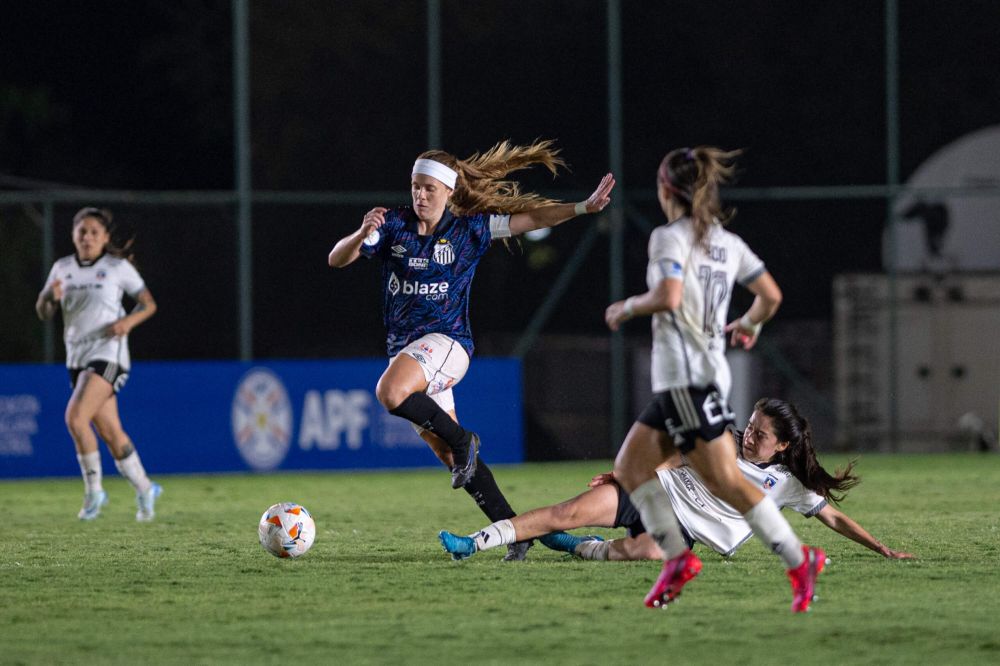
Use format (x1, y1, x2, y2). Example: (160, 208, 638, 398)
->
(387, 272, 449, 300)
(408, 257, 429, 269)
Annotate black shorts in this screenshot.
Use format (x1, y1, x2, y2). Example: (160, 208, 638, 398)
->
(612, 481, 646, 537)
(636, 384, 735, 452)
(69, 361, 129, 394)
(614, 481, 695, 548)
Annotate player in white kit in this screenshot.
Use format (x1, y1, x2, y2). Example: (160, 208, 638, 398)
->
(439, 398, 914, 563)
(604, 146, 823, 612)
(36, 207, 162, 522)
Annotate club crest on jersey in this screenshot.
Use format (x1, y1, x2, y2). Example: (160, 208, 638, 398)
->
(391, 244, 407, 257)
(363, 229, 380, 246)
(96, 270, 107, 280)
(432, 239, 455, 265)
(763, 474, 778, 489)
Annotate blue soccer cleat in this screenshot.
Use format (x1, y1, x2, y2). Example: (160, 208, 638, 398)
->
(538, 531, 605, 555)
(438, 530, 478, 560)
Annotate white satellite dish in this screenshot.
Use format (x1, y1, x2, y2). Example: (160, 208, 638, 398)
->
(886, 124, 1000, 271)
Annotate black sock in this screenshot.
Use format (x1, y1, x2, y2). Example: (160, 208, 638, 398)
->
(389, 392, 471, 457)
(463, 457, 516, 522)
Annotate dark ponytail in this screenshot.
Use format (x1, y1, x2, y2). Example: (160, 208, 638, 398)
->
(755, 397, 860, 504)
(657, 146, 741, 249)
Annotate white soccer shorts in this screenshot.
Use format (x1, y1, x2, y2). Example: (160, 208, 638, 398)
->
(396, 333, 470, 426)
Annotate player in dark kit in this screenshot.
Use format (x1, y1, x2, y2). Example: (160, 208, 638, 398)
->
(329, 140, 614, 559)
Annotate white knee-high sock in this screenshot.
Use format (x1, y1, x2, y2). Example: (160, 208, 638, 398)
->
(77, 451, 103, 493)
(630, 477, 688, 560)
(743, 496, 804, 569)
(470, 519, 517, 551)
(114, 450, 152, 494)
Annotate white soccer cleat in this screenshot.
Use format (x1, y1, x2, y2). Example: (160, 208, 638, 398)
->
(78, 489, 108, 521)
(136, 483, 163, 522)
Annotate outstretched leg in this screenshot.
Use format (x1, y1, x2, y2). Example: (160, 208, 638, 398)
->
(92, 396, 162, 522)
(65, 371, 113, 520)
(439, 481, 619, 559)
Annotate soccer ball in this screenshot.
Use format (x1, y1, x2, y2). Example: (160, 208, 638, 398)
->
(258, 502, 316, 558)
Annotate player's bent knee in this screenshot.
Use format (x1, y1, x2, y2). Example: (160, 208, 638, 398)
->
(374, 379, 407, 411)
(612, 463, 642, 493)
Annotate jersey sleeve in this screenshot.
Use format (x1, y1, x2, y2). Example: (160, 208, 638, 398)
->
(43, 262, 60, 290)
(733, 235, 767, 286)
(466, 213, 506, 256)
(780, 474, 828, 517)
(118, 260, 146, 298)
(648, 225, 686, 282)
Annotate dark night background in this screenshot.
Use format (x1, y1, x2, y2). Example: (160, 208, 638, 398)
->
(3, 0, 999, 369)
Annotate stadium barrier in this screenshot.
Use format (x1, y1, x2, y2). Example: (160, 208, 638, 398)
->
(0, 358, 523, 478)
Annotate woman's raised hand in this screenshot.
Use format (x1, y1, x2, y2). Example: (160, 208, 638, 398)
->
(582, 173, 616, 213)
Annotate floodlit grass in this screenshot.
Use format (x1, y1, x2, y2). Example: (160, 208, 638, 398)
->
(1, 454, 999, 665)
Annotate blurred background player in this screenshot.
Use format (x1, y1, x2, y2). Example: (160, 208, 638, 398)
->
(328, 140, 615, 560)
(440, 398, 915, 564)
(603, 146, 824, 612)
(35, 207, 162, 521)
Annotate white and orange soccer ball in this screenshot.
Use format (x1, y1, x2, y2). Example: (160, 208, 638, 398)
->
(258, 502, 316, 558)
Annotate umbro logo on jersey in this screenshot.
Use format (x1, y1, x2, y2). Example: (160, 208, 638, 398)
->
(432, 239, 455, 265)
(391, 244, 407, 257)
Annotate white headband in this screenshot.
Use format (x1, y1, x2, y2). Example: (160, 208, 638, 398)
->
(412, 158, 458, 189)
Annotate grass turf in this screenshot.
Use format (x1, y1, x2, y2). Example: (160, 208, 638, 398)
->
(1, 454, 999, 665)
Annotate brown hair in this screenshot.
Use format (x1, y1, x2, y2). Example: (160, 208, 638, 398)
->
(754, 397, 860, 504)
(418, 139, 567, 216)
(73, 207, 136, 264)
(657, 146, 741, 248)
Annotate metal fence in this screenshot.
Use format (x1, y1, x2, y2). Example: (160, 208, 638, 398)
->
(3, 0, 998, 453)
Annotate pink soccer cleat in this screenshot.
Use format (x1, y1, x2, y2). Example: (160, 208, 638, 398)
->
(787, 545, 826, 613)
(644, 549, 703, 609)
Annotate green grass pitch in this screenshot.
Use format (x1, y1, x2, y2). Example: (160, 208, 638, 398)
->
(2, 454, 999, 665)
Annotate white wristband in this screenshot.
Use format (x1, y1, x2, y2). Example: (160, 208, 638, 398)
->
(574, 201, 588, 216)
(623, 296, 637, 318)
(739, 313, 762, 334)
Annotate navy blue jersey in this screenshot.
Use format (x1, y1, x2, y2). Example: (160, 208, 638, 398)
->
(359, 207, 509, 357)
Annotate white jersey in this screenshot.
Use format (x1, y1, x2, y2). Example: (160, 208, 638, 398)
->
(658, 456, 826, 556)
(647, 217, 765, 399)
(44, 253, 146, 369)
